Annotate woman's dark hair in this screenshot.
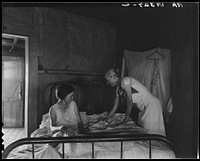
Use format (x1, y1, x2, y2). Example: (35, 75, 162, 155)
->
(55, 84, 75, 100)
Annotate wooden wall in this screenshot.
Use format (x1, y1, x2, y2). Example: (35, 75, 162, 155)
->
(168, 5, 198, 158)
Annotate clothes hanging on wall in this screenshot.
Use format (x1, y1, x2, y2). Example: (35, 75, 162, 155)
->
(122, 48, 173, 123)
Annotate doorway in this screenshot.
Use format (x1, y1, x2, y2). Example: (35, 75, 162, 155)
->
(2, 33, 29, 148)
(2, 56, 24, 127)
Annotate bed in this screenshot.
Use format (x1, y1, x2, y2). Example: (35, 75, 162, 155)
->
(2, 81, 176, 159)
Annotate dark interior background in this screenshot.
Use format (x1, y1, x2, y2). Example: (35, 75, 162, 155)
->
(2, 2, 199, 158)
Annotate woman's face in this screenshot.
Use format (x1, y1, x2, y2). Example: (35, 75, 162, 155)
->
(64, 92, 74, 104)
(105, 71, 119, 87)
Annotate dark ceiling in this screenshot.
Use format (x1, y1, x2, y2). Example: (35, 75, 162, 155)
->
(48, 2, 194, 29)
(50, 3, 174, 23)
(3, 2, 186, 24)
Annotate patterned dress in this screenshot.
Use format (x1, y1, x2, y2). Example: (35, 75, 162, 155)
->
(120, 77, 166, 136)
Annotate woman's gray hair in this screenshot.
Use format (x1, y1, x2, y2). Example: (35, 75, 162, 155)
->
(105, 68, 121, 78)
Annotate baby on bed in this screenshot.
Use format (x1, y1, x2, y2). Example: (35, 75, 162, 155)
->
(49, 83, 86, 137)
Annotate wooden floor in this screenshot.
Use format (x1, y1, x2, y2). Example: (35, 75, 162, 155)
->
(2, 128, 26, 149)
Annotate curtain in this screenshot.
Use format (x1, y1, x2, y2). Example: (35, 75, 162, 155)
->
(123, 48, 173, 123)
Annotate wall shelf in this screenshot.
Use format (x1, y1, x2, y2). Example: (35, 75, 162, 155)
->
(38, 69, 104, 76)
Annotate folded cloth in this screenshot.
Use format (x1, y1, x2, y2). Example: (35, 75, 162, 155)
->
(34, 144, 62, 159)
(87, 120, 108, 131)
(86, 113, 129, 131)
(31, 127, 52, 138)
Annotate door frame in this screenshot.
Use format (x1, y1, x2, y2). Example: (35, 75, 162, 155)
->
(2, 33, 29, 137)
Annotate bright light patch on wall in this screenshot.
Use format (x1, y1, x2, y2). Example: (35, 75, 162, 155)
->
(2, 60, 21, 79)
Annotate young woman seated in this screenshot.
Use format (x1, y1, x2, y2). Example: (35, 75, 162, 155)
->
(49, 83, 87, 137)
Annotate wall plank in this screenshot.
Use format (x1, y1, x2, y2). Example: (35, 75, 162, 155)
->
(2, 7, 39, 136)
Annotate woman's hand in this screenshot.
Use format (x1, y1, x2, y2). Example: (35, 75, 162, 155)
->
(78, 123, 88, 134)
(52, 131, 63, 137)
(122, 116, 130, 124)
(49, 131, 63, 148)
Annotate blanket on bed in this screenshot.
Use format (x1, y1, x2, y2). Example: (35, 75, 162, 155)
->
(85, 112, 144, 133)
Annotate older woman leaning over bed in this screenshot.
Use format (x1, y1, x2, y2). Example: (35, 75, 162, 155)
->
(49, 84, 86, 137)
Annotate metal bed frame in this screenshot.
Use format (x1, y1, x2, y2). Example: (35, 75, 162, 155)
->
(48, 80, 107, 108)
(2, 80, 176, 159)
(2, 133, 176, 159)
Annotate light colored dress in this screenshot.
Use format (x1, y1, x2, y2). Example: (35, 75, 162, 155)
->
(121, 77, 166, 136)
(49, 101, 79, 133)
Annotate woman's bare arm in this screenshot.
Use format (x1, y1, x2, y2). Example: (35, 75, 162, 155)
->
(104, 95, 119, 122)
(73, 101, 87, 133)
(49, 107, 63, 131)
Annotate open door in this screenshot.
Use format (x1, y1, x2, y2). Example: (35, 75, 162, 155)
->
(2, 33, 29, 138)
(2, 56, 24, 127)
